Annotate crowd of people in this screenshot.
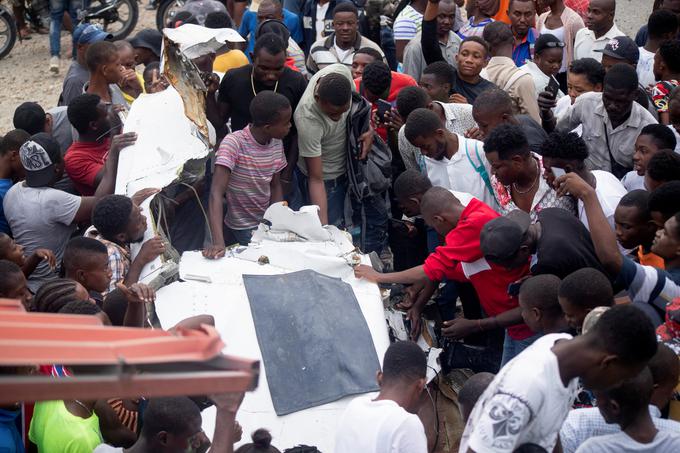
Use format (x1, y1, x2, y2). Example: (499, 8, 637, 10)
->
(2, 0, 680, 451)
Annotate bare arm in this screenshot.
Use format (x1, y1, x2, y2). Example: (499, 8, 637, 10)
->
(555, 173, 622, 275)
(421, 0, 445, 65)
(270, 172, 283, 204)
(354, 263, 429, 285)
(305, 156, 329, 225)
(203, 165, 231, 259)
(207, 392, 244, 453)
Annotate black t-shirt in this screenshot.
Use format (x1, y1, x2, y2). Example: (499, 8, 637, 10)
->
(217, 65, 308, 132)
(532, 208, 605, 279)
(451, 71, 497, 105)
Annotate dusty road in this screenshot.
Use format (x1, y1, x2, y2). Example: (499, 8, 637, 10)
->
(0, 0, 655, 132)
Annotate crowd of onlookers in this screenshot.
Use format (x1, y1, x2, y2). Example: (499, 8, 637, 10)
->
(2, 0, 680, 451)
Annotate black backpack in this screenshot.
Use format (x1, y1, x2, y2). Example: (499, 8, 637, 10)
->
(345, 92, 392, 201)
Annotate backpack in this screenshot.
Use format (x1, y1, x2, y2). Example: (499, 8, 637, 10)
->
(345, 92, 392, 201)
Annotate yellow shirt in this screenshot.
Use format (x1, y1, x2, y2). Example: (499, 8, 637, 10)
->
(29, 400, 102, 453)
(213, 49, 249, 74)
(121, 72, 145, 104)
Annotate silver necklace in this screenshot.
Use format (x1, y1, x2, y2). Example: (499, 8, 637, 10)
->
(513, 158, 540, 194)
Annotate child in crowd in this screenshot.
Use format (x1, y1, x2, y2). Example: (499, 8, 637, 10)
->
(652, 39, 680, 125)
(62, 237, 113, 304)
(235, 429, 281, 453)
(621, 124, 677, 191)
(558, 268, 614, 332)
(457, 372, 495, 422)
(32, 278, 92, 313)
(575, 368, 680, 452)
(519, 274, 571, 335)
(460, 304, 658, 453)
(0, 232, 56, 278)
(0, 259, 32, 308)
(648, 180, 680, 228)
(204, 91, 291, 254)
(644, 149, 680, 192)
(614, 190, 664, 268)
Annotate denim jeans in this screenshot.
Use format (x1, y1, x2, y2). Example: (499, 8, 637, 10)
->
(230, 228, 255, 246)
(500, 331, 541, 367)
(350, 192, 389, 254)
(49, 0, 85, 57)
(296, 170, 348, 228)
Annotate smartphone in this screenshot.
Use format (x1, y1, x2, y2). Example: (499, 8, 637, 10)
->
(551, 167, 566, 178)
(546, 77, 560, 99)
(376, 99, 392, 122)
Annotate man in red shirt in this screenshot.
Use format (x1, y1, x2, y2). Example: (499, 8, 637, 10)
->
(64, 94, 119, 196)
(355, 186, 535, 369)
(353, 58, 417, 143)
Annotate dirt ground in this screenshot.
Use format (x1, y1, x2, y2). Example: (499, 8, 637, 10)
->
(0, 0, 654, 132)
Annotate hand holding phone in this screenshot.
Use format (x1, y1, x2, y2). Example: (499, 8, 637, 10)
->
(551, 167, 566, 178)
(376, 99, 392, 123)
(545, 77, 560, 99)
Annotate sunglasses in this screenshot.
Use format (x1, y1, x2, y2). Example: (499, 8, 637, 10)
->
(540, 41, 565, 49)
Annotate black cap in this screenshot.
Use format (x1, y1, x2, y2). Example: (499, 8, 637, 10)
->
(480, 210, 531, 262)
(534, 33, 565, 54)
(129, 29, 163, 57)
(19, 133, 61, 188)
(595, 36, 639, 64)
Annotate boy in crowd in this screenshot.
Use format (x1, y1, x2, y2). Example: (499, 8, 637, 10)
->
(13, 101, 76, 156)
(334, 341, 428, 453)
(457, 372, 495, 423)
(3, 132, 129, 292)
(518, 274, 570, 335)
(649, 181, 680, 229)
(561, 343, 680, 453)
(403, 108, 497, 208)
(555, 173, 680, 326)
(65, 94, 132, 196)
(62, 237, 113, 303)
(615, 190, 664, 268)
(84, 41, 129, 107)
(0, 130, 28, 235)
(0, 260, 32, 309)
(621, 124, 677, 192)
(451, 37, 497, 104)
(482, 21, 540, 122)
(541, 131, 626, 233)
(637, 8, 678, 88)
(204, 92, 290, 255)
(0, 233, 56, 279)
(90, 194, 165, 293)
(480, 207, 605, 280)
(575, 367, 680, 452)
(460, 304, 658, 453)
(558, 268, 614, 332)
(355, 187, 534, 366)
(418, 61, 457, 103)
(644, 149, 680, 192)
(652, 39, 680, 125)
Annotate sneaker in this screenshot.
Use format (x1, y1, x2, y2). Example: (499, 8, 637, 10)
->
(49, 56, 59, 73)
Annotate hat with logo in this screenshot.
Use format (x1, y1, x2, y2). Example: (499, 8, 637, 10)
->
(129, 29, 163, 57)
(595, 36, 640, 64)
(73, 23, 113, 46)
(480, 210, 532, 262)
(19, 133, 62, 188)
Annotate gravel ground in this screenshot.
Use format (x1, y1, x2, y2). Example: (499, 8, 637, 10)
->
(0, 0, 655, 132)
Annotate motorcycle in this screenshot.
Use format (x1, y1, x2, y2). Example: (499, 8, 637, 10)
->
(0, 0, 138, 60)
(155, 0, 183, 31)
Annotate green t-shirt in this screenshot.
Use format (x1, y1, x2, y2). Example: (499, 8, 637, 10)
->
(294, 63, 355, 180)
(29, 400, 102, 453)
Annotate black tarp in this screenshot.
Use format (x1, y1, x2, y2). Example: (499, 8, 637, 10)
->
(243, 270, 381, 415)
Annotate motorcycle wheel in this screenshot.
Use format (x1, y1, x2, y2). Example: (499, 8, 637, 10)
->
(0, 10, 17, 60)
(156, 0, 185, 31)
(88, 0, 139, 40)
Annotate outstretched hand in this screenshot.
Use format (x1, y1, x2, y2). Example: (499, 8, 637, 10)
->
(354, 264, 381, 282)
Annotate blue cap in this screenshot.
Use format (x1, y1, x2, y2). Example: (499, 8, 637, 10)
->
(73, 24, 113, 45)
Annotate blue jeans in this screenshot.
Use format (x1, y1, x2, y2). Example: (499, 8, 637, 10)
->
(49, 0, 85, 57)
(230, 228, 255, 246)
(296, 170, 348, 228)
(501, 331, 541, 367)
(350, 192, 389, 254)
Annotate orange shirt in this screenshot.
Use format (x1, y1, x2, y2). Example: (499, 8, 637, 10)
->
(638, 248, 665, 269)
(493, 0, 511, 24)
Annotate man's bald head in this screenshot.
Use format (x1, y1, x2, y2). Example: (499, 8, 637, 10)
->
(588, 0, 616, 34)
(591, 0, 616, 13)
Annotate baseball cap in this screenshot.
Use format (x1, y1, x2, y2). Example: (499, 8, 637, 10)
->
(534, 33, 565, 54)
(595, 36, 640, 64)
(480, 210, 531, 262)
(73, 23, 112, 45)
(129, 29, 163, 57)
(19, 133, 61, 188)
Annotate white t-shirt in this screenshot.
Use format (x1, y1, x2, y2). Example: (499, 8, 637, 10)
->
(423, 136, 498, 210)
(577, 170, 627, 232)
(621, 170, 646, 192)
(334, 396, 427, 453)
(316, 2, 330, 42)
(637, 47, 656, 89)
(3, 182, 81, 292)
(334, 38, 353, 65)
(575, 430, 680, 453)
(93, 445, 123, 453)
(460, 334, 578, 453)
